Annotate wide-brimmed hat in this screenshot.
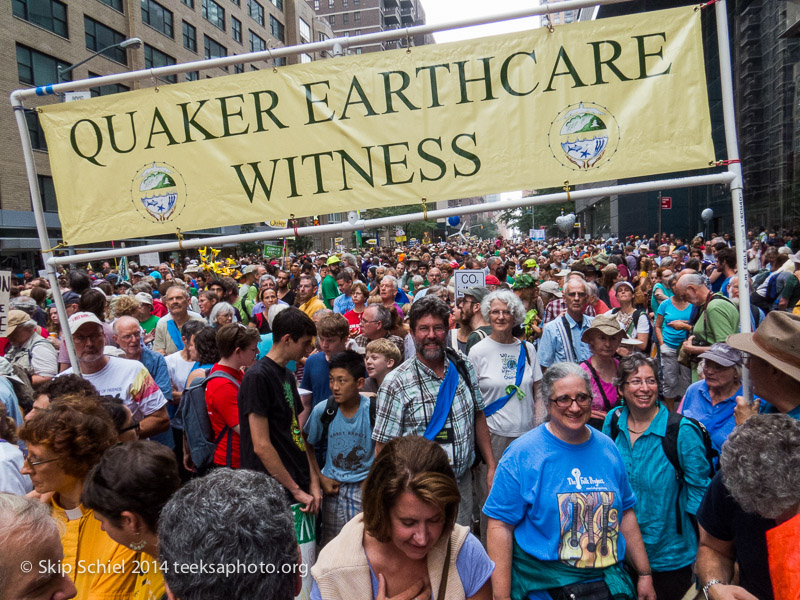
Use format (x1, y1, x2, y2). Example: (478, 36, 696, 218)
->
(727, 311, 800, 382)
(699, 343, 742, 368)
(581, 313, 625, 343)
(538, 281, 562, 298)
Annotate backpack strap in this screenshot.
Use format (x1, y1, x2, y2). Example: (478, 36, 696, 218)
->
(319, 395, 339, 446)
(608, 406, 623, 441)
(582, 359, 612, 411)
(204, 370, 240, 467)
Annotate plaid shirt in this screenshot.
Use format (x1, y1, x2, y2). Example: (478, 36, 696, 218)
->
(372, 353, 484, 478)
(542, 298, 596, 324)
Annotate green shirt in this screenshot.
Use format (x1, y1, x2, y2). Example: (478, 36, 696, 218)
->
(694, 294, 739, 345)
(140, 314, 160, 333)
(321, 274, 339, 309)
(781, 274, 800, 310)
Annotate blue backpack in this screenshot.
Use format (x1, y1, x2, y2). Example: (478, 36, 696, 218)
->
(179, 370, 239, 469)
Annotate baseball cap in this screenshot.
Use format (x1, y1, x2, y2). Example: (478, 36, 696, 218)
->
(68, 311, 104, 335)
(135, 292, 154, 306)
(485, 275, 501, 286)
(698, 343, 743, 368)
(462, 287, 489, 303)
(538, 281, 562, 298)
(241, 265, 259, 275)
(61, 291, 80, 306)
(5, 310, 34, 338)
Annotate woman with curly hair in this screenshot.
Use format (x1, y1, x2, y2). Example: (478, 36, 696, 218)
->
(19, 394, 137, 600)
(0, 403, 31, 494)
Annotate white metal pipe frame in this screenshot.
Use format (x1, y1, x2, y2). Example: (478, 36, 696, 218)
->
(10, 0, 752, 389)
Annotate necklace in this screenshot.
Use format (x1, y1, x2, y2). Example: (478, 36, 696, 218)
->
(627, 410, 658, 435)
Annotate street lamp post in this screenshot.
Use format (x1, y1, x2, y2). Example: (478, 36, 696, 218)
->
(57, 37, 143, 83)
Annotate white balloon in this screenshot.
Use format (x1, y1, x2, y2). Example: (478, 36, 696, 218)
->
(701, 208, 714, 222)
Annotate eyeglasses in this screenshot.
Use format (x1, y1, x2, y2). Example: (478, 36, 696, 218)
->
(119, 421, 140, 435)
(117, 332, 142, 341)
(489, 309, 512, 317)
(552, 394, 593, 408)
(416, 325, 447, 335)
(625, 378, 658, 387)
(25, 454, 59, 468)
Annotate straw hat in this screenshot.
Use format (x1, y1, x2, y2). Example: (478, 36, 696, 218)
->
(727, 311, 800, 383)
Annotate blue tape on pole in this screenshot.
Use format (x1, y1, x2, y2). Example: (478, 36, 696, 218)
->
(45, 84, 54, 95)
(35, 87, 45, 96)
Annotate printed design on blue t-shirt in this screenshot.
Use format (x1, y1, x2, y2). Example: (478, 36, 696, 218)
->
(557, 466, 620, 568)
(329, 430, 368, 472)
(499, 352, 518, 380)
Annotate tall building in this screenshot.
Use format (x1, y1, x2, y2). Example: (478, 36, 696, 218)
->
(2, 0, 333, 268)
(540, 0, 578, 28)
(307, 0, 433, 55)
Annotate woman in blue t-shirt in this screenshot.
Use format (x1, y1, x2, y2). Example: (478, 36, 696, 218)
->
(484, 362, 655, 600)
(655, 277, 693, 410)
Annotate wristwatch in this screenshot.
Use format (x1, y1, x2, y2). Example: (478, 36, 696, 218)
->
(703, 579, 723, 600)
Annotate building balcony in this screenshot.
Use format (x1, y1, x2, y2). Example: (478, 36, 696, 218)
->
(383, 4, 400, 25)
(400, 7, 414, 24)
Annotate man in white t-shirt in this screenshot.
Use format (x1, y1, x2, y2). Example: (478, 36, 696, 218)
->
(61, 312, 169, 439)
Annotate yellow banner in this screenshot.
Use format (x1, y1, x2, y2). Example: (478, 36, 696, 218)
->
(38, 6, 713, 245)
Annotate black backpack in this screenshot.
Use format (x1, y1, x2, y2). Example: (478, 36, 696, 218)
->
(608, 408, 717, 534)
(319, 395, 378, 445)
(179, 370, 240, 470)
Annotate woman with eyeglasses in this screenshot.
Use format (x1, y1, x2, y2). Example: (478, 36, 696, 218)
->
(468, 290, 544, 541)
(19, 394, 138, 600)
(603, 354, 712, 600)
(484, 362, 655, 600)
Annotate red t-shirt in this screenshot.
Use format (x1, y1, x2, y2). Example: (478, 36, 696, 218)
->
(344, 309, 364, 337)
(206, 363, 244, 468)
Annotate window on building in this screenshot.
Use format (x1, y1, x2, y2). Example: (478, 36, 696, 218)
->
(301, 53, 312, 63)
(182, 21, 197, 52)
(231, 0, 240, 5)
(97, 0, 124, 11)
(354, 47, 362, 54)
(16, 44, 70, 86)
(234, 63, 244, 73)
(342, 12, 348, 23)
(328, 0, 334, 7)
(328, 14, 334, 25)
(298, 18, 310, 43)
(142, 0, 174, 37)
(181, 0, 194, 7)
(328, 212, 342, 223)
(269, 0, 283, 11)
(250, 64, 259, 71)
(12, 0, 68, 37)
(84, 17, 127, 64)
(231, 16, 241, 43)
(313, 0, 319, 9)
(204, 34, 227, 64)
(25, 110, 47, 151)
(249, 31, 266, 52)
(353, 0, 358, 5)
(37, 175, 58, 212)
(274, 57, 286, 67)
(185, 71, 199, 81)
(354, 28, 360, 35)
(88, 71, 130, 96)
(354, 10, 360, 21)
(318, 31, 328, 42)
(343, 0, 347, 6)
(144, 44, 177, 83)
(269, 15, 284, 41)
(202, 0, 225, 30)
(247, 0, 264, 26)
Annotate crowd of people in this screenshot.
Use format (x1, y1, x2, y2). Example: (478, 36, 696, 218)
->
(1, 227, 799, 600)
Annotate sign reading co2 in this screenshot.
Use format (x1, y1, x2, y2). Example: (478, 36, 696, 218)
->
(453, 270, 486, 299)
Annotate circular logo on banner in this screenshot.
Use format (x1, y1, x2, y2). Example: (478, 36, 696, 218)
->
(130, 162, 186, 223)
(548, 102, 619, 171)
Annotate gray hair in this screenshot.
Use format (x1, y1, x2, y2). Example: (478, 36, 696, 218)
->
(341, 252, 357, 267)
(565, 276, 591, 297)
(412, 275, 424, 288)
(259, 274, 277, 287)
(584, 281, 599, 299)
(165, 284, 191, 299)
(481, 290, 526, 326)
(210, 302, 235, 323)
(158, 468, 299, 600)
(614, 353, 659, 395)
(540, 362, 592, 412)
(381, 275, 398, 291)
(0, 493, 62, 589)
(10, 296, 37, 315)
(267, 303, 289, 328)
(721, 414, 800, 520)
(366, 304, 392, 330)
(678, 273, 709, 290)
(111, 315, 140, 335)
